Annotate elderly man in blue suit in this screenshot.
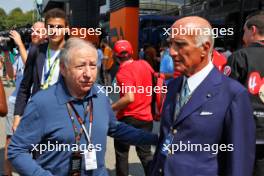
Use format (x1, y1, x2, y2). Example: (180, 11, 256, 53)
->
(150, 16, 256, 176)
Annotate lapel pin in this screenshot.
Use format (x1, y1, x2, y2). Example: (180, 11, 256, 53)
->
(206, 93, 212, 98)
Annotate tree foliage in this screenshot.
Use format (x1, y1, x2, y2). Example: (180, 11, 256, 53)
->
(0, 8, 37, 31)
(0, 7, 7, 30)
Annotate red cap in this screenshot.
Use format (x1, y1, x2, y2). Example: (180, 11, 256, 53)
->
(113, 40, 133, 58)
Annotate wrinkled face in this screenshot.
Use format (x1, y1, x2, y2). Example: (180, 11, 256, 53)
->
(31, 22, 46, 44)
(243, 23, 253, 47)
(169, 25, 209, 76)
(61, 47, 98, 97)
(46, 18, 66, 44)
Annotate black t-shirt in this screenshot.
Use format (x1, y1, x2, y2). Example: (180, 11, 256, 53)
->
(226, 41, 264, 140)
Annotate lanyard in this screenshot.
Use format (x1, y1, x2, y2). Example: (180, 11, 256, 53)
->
(42, 46, 60, 89)
(66, 99, 94, 145)
(41, 59, 59, 89)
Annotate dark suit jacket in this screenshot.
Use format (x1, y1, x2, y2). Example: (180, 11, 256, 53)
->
(14, 43, 48, 116)
(150, 68, 255, 176)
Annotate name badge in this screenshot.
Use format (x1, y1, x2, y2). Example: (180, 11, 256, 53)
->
(160, 133, 174, 156)
(84, 148, 97, 171)
(69, 151, 82, 176)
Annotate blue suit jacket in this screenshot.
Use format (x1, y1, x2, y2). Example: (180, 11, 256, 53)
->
(14, 43, 48, 116)
(150, 68, 255, 176)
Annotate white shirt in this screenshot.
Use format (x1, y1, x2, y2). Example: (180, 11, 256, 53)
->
(41, 48, 60, 88)
(186, 61, 214, 94)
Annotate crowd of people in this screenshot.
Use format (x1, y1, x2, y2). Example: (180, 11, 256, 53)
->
(0, 6, 263, 176)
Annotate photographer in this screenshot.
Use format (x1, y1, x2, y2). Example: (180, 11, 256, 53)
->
(9, 21, 46, 64)
(3, 21, 46, 176)
(9, 30, 27, 64)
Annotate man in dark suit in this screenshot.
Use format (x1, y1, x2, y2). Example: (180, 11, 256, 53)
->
(12, 8, 67, 131)
(150, 16, 256, 176)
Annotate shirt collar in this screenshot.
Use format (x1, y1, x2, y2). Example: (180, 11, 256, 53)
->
(186, 61, 214, 94)
(249, 41, 264, 47)
(120, 59, 133, 68)
(55, 76, 97, 104)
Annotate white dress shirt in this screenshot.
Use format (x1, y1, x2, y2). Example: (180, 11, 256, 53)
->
(186, 61, 214, 94)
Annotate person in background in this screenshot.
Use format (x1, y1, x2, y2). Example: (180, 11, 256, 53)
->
(112, 40, 154, 176)
(3, 21, 46, 176)
(9, 21, 47, 64)
(225, 11, 264, 176)
(0, 52, 4, 77)
(2, 50, 15, 87)
(222, 45, 232, 58)
(12, 8, 67, 132)
(101, 39, 114, 85)
(144, 46, 159, 72)
(93, 42, 103, 84)
(212, 49, 227, 72)
(139, 47, 144, 59)
(159, 40, 174, 85)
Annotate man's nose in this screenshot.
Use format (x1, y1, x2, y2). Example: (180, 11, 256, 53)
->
(169, 46, 178, 57)
(83, 66, 91, 77)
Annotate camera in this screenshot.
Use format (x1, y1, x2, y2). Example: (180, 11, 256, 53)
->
(0, 27, 32, 51)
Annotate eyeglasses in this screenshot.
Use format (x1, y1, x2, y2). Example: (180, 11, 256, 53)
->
(46, 24, 65, 29)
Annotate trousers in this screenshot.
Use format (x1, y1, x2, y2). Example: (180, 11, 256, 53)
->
(114, 116, 153, 176)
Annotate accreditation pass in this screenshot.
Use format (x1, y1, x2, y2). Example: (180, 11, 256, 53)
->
(84, 148, 97, 170)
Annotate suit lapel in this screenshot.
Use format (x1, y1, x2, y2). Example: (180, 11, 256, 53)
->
(36, 44, 48, 82)
(174, 68, 222, 125)
(166, 77, 183, 124)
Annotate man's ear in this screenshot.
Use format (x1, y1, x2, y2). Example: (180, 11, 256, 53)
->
(66, 25, 69, 31)
(251, 25, 258, 35)
(60, 63, 66, 77)
(201, 41, 211, 57)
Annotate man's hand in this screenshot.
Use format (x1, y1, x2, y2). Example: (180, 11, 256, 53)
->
(12, 115, 21, 132)
(112, 92, 134, 111)
(9, 30, 28, 63)
(9, 30, 23, 47)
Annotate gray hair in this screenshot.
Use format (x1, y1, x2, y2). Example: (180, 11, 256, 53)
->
(59, 37, 97, 67)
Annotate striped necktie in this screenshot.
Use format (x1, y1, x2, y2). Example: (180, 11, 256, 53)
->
(174, 77, 191, 121)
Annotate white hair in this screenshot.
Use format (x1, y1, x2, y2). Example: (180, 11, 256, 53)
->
(59, 37, 97, 67)
(194, 27, 214, 59)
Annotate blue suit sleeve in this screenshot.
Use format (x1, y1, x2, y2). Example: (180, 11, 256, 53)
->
(224, 90, 255, 176)
(107, 102, 158, 145)
(8, 100, 53, 176)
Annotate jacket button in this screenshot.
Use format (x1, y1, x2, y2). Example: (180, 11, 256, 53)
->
(207, 93, 212, 98)
(173, 129, 178, 134)
(159, 168, 162, 173)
